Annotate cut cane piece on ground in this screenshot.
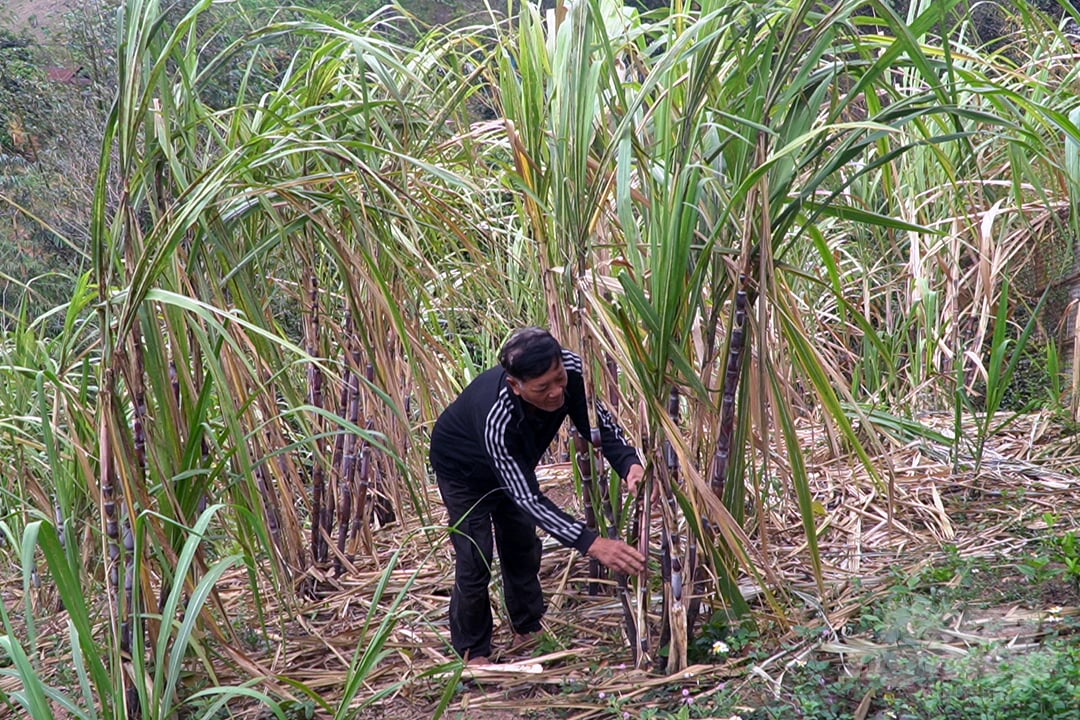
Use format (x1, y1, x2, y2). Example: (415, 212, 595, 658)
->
(464, 661, 544, 675)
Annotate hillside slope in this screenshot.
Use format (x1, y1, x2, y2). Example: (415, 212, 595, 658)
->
(2, 0, 497, 38)
(3, 0, 71, 36)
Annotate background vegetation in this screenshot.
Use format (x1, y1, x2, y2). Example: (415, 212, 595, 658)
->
(1, 0, 1080, 717)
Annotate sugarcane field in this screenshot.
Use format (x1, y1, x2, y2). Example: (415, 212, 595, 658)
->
(3, 0, 1080, 718)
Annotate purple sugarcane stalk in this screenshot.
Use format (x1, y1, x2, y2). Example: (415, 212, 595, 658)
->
(123, 327, 148, 648)
(334, 328, 361, 574)
(589, 427, 640, 662)
(100, 376, 121, 638)
(306, 272, 327, 564)
(663, 389, 682, 601)
(354, 422, 374, 538)
(256, 460, 282, 554)
(655, 387, 686, 669)
(573, 429, 602, 595)
(604, 354, 622, 413)
(713, 288, 748, 498)
(354, 362, 376, 534)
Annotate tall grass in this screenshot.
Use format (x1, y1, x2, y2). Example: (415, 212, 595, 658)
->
(0, 0, 1078, 712)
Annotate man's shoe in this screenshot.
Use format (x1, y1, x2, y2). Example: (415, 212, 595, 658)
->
(466, 655, 492, 666)
(509, 631, 542, 653)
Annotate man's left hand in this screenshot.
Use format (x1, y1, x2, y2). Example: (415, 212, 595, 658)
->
(625, 464, 645, 494)
(587, 537, 646, 575)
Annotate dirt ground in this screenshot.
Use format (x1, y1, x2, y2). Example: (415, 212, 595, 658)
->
(3, 417, 1080, 719)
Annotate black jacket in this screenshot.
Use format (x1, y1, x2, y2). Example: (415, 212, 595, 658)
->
(430, 349, 640, 553)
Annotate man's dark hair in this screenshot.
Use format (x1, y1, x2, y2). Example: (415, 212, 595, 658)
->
(499, 327, 562, 380)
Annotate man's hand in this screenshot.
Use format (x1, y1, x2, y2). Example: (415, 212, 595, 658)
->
(625, 464, 646, 495)
(587, 537, 646, 575)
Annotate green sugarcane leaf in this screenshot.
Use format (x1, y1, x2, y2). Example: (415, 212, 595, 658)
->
(184, 685, 288, 720)
(32, 523, 112, 707)
(163, 553, 244, 715)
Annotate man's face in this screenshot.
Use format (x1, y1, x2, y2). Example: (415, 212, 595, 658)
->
(507, 358, 568, 412)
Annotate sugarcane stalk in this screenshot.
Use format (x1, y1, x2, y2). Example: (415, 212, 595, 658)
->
(656, 475, 688, 673)
(255, 460, 282, 555)
(371, 459, 396, 527)
(129, 328, 147, 481)
(350, 361, 372, 538)
(372, 356, 399, 527)
(671, 387, 703, 640)
(353, 420, 375, 549)
(659, 387, 688, 673)
(588, 428, 641, 663)
(305, 271, 327, 564)
(333, 326, 360, 575)
(354, 362, 383, 538)
(656, 491, 671, 668)
(330, 377, 349, 571)
(353, 436, 371, 534)
(267, 428, 299, 564)
(368, 362, 395, 528)
(632, 468, 652, 667)
(335, 398, 359, 573)
(713, 287, 748, 498)
(122, 523, 135, 652)
(604, 343, 642, 630)
(99, 369, 142, 716)
(100, 376, 119, 591)
(604, 353, 622, 413)
(247, 367, 289, 566)
(685, 531, 704, 641)
(573, 428, 602, 595)
(121, 327, 149, 657)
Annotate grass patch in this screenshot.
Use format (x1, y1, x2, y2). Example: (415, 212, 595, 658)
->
(699, 548, 1080, 720)
(739, 640, 1080, 720)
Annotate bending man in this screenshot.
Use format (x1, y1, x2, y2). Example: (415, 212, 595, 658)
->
(429, 327, 646, 665)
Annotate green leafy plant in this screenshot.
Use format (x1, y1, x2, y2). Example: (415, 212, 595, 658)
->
(1017, 553, 1058, 585)
(749, 627, 1080, 720)
(1052, 530, 1080, 592)
(955, 281, 1049, 473)
(0, 507, 288, 720)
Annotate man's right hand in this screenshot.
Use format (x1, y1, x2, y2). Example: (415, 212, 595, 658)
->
(586, 537, 646, 575)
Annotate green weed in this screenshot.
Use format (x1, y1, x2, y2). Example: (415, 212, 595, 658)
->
(1051, 529, 1080, 592)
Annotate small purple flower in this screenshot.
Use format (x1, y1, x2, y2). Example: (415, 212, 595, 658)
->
(681, 689, 690, 697)
(599, 691, 607, 700)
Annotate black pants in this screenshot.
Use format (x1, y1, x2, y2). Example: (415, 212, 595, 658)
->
(437, 473, 544, 659)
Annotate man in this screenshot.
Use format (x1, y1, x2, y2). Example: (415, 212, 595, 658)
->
(430, 327, 647, 665)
